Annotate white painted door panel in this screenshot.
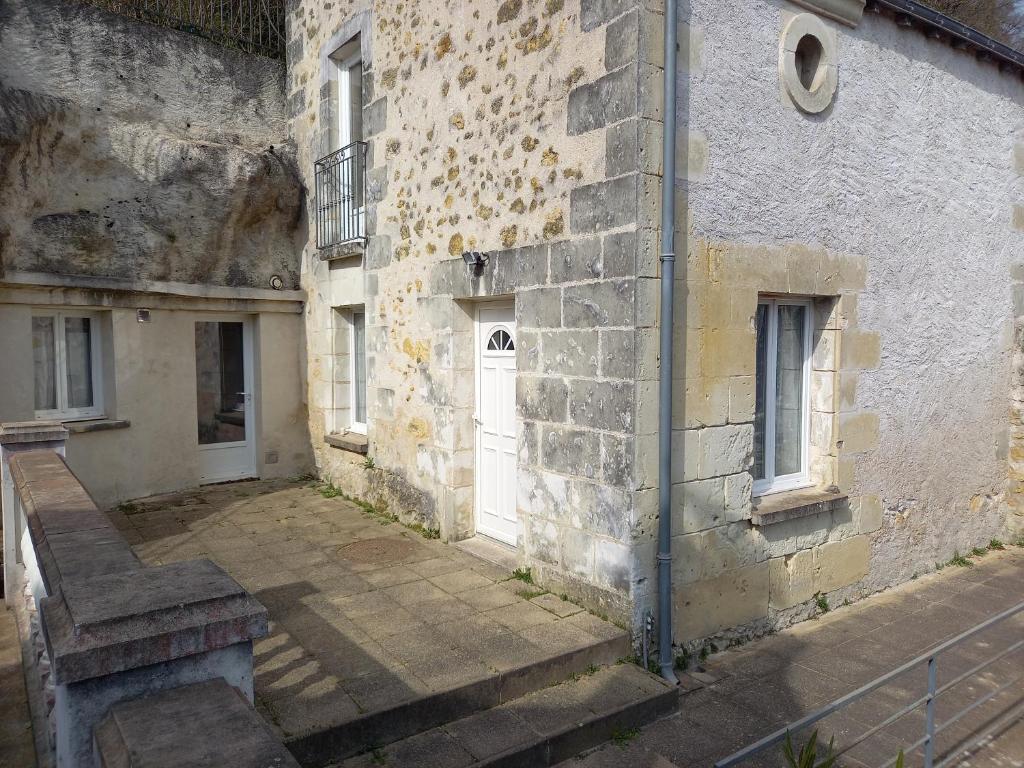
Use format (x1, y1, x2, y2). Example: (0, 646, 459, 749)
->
(475, 305, 518, 546)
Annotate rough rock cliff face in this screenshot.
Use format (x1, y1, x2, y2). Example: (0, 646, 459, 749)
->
(0, 0, 304, 290)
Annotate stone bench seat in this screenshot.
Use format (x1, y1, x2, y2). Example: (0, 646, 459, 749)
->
(94, 678, 300, 768)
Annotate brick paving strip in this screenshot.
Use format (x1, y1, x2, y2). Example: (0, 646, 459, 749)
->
(561, 547, 1024, 768)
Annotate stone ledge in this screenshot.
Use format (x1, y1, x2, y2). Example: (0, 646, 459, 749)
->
(0, 420, 68, 445)
(41, 559, 267, 685)
(8, 450, 267, 686)
(94, 678, 300, 768)
(63, 418, 130, 434)
(318, 239, 365, 262)
(325, 431, 368, 455)
(751, 487, 848, 526)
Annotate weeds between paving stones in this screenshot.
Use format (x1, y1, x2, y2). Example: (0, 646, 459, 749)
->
(815, 593, 830, 614)
(314, 482, 440, 539)
(511, 567, 534, 584)
(610, 728, 639, 747)
(947, 550, 973, 568)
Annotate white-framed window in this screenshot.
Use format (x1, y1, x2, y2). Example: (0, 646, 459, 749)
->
(333, 41, 362, 150)
(753, 297, 812, 496)
(32, 311, 104, 421)
(349, 310, 367, 434)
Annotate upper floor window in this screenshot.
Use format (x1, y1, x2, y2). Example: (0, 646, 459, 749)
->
(333, 39, 362, 150)
(753, 298, 812, 496)
(33, 311, 104, 420)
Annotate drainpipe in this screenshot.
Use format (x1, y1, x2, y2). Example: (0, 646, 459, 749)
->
(657, 0, 680, 685)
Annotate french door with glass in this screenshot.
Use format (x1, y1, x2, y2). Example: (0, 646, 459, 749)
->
(195, 318, 256, 483)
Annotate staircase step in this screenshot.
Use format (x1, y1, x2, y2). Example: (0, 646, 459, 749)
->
(334, 663, 678, 768)
(286, 627, 630, 767)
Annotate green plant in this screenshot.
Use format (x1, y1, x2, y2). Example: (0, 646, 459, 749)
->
(674, 649, 691, 671)
(517, 588, 547, 601)
(317, 483, 344, 499)
(948, 550, 973, 568)
(989, 538, 1005, 550)
(699, 644, 710, 663)
(511, 567, 534, 584)
(815, 593, 830, 614)
(363, 456, 376, 469)
(1014, 535, 1024, 548)
(970, 546, 987, 558)
(115, 501, 139, 515)
(782, 730, 836, 768)
(610, 728, 639, 747)
(894, 751, 905, 768)
(370, 746, 387, 765)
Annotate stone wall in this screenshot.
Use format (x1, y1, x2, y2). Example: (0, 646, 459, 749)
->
(286, 0, 657, 617)
(0, 0, 303, 290)
(664, 0, 1024, 644)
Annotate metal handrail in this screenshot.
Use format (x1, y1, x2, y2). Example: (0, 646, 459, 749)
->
(314, 141, 368, 249)
(714, 599, 1024, 768)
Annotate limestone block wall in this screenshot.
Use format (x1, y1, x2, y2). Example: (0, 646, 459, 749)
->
(0, 0, 303, 290)
(286, 0, 658, 617)
(664, 0, 1024, 644)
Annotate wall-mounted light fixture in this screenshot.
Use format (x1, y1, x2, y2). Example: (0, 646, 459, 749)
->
(462, 251, 489, 272)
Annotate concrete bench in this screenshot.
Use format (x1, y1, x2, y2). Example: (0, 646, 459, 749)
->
(94, 678, 300, 768)
(1, 422, 269, 768)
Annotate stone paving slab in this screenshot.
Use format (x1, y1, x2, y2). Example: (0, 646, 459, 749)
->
(0, 605, 36, 767)
(114, 478, 629, 761)
(560, 548, 1024, 768)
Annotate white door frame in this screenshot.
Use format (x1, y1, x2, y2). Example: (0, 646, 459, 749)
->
(196, 315, 257, 484)
(474, 302, 518, 547)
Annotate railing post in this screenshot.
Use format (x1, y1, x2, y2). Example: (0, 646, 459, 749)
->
(924, 655, 937, 768)
(0, 421, 68, 605)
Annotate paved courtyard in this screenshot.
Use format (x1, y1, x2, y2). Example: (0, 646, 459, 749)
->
(108, 478, 626, 747)
(563, 546, 1024, 768)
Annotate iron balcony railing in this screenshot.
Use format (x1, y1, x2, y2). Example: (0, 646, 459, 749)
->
(79, 0, 285, 59)
(315, 141, 368, 249)
(715, 599, 1024, 768)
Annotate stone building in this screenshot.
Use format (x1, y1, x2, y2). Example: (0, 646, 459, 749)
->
(2, 0, 1022, 652)
(288, 0, 1024, 647)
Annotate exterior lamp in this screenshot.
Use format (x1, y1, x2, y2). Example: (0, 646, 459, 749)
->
(462, 251, 489, 271)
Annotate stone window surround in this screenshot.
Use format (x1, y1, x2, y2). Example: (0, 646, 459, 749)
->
(327, 305, 367, 451)
(754, 291, 841, 502)
(317, 12, 373, 161)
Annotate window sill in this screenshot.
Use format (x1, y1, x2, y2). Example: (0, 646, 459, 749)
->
(325, 431, 368, 455)
(318, 239, 365, 262)
(751, 486, 847, 527)
(63, 418, 131, 435)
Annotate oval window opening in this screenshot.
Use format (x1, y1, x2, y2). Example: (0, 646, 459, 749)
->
(795, 33, 825, 92)
(486, 329, 514, 351)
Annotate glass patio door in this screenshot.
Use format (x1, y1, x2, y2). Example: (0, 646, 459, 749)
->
(195, 319, 256, 483)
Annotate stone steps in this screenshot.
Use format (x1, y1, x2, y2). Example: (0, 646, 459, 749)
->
(333, 663, 679, 768)
(285, 629, 632, 767)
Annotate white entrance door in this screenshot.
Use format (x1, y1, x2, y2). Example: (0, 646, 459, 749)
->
(195, 319, 256, 484)
(475, 304, 519, 546)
